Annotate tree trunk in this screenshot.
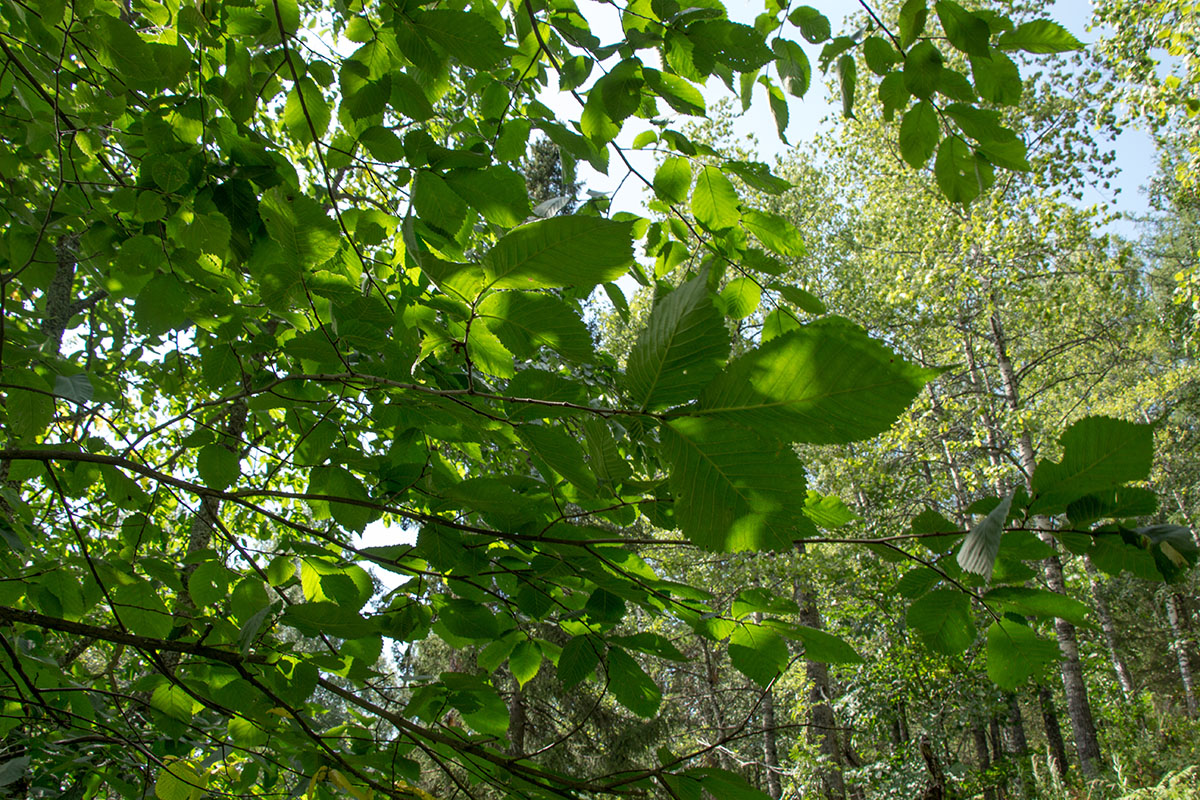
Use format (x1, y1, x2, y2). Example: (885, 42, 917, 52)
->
(796, 583, 847, 800)
(755, 612, 783, 799)
(1037, 683, 1070, 780)
(1084, 555, 1136, 699)
(1165, 592, 1198, 718)
(973, 722, 997, 800)
(919, 734, 946, 800)
(989, 309, 1104, 778)
(1002, 693, 1033, 800)
(508, 680, 528, 756)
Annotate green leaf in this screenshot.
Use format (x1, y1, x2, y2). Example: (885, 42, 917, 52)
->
(766, 82, 790, 142)
(188, 561, 233, 608)
(95, 15, 157, 78)
(483, 217, 634, 289)
(281, 602, 375, 639)
(741, 209, 806, 258)
(359, 126, 406, 162)
(998, 20, 1083, 54)
(154, 760, 207, 800)
(690, 768, 774, 800)
(609, 632, 686, 661)
(654, 157, 693, 205)
(904, 41, 944, 100)
(1032, 417, 1154, 515)
(785, 624, 863, 663)
(112, 581, 174, 639)
(863, 36, 899, 76)
(584, 588, 626, 624)
(625, 275, 730, 410)
(283, 78, 329, 143)
(691, 166, 740, 230)
(933, 135, 989, 203)
(509, 640, 542, 688)
(644, 68, 706, 115)
(788, 6, 831, 43)
(663, 417, 816, 552)
(936, 1, 991, 58)
(986, 619, 1059, 689)
(479, 291, 594, 362)
(446, 166, 532, 228)
(898, 0, 929, 46)
(732, 588, 799, 618)
(308, 466, 378, 532)
(259, 187, 341, 267)
(907, 589, 975, 654)
(150, 684, 195, 721)
(413, 171, 468, 238)
(772, 284, 826, 314)
(438, 598, 500, 640)
(899, 100, 939, 168)
(837, 55, 857, 118)
(690, 20, 775, 71)
(729, 624, 788, 687)
(558, 635, 601, 687)
(772, 38, 811, 97)
(519, 424, 597, 495)
(896, 567, 942, 598)
(983, 587, 1090, 626)
(720, 278, 762, 320)
(411, 9, 507, 69)
(723, 161, 792, 194)
(691, 318, 938, 444)
(606, 647, 661, 717)
(196, 444, 239, 491)
(970, 52, 1022, 105)
(956, 491, 1013, 577)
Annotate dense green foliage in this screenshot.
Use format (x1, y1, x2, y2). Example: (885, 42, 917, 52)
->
(0, 0, 1195, 798)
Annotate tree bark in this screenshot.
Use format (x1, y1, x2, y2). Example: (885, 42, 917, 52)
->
(796, 583, 847, 800)
(1084, 555, 1136, 699)
(1165, 592, 1198, 718)
(1002, 693, 1033, 800)
(973, 721, 997, 800)
(1037, 683, 1070, 780)
(508, 679, 528, 756)
(989, 309, 1104, 778)
(755, 612, 783, 799)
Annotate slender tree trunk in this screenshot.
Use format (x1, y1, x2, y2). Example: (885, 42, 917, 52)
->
(989, 716, 1003, 764)
(1037, 683, 1070, 780)
(796, 583, 847, 800)
(1165, 592, 1198, 718)
(1002, 693, 1034, 800)
(1084, 555, 1136, 699)
(989, 309, 1104, 778)
(919, 734, 946, 800)
(754, 612, 783, 799)
(508, 680, 528, 756)
(973, 722, 997, 800)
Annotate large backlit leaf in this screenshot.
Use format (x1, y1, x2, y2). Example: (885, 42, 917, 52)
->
(986, 619, 1059, 689)
(482, 217, 634, 289)
(625, 275, 730, 410)
(907, 589, 975, 654)
(691, 166, 740, 230)
(479, 291, 594, 362)
(690, 318, 938, 444)
(663, 417, 817, 552)
(729, 623, 789, 687)
(1032, 416, 1153, 514)
(606, 647, 661, 717)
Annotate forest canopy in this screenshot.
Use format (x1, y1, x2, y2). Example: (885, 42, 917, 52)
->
(0, 0, 1198, 798)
